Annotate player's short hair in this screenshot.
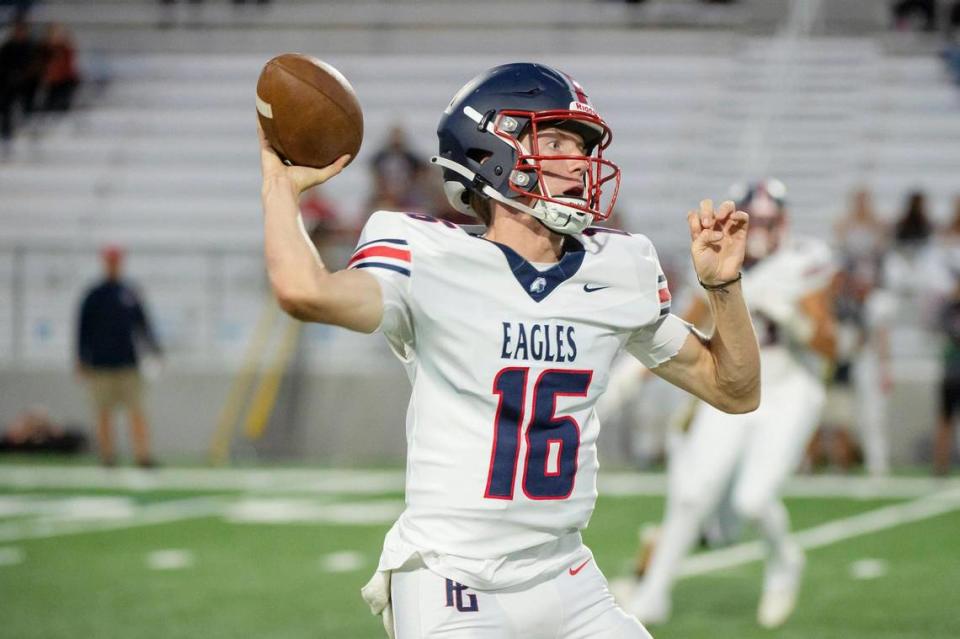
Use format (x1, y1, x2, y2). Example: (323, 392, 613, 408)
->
(470, 191, 492, 226)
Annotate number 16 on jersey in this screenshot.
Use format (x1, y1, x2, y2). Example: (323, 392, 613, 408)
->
(485, 367, 593, 501)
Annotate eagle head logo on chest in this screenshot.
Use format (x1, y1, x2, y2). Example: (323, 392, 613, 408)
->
(529, 277, 547, 294)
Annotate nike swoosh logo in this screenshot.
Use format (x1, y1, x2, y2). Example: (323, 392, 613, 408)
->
(583, 284, 609, 293)
(569, 559, 591, 576)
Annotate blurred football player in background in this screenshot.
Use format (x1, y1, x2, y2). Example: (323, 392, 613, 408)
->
(259, 62, 761, 638)
(618, 179, 837, 629)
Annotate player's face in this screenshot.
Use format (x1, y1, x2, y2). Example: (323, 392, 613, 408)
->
(744, 196, 785, 264)
(528, 127, 589, 202)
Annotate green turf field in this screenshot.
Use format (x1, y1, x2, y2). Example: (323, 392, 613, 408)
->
(0, 465, 958, 638)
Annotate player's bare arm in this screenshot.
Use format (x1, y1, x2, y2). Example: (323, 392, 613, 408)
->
(652, 199, 761, 414)
(680, 295, 712, 329)
(258, 123, 384, 332)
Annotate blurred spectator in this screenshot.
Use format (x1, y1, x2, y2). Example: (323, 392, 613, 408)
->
(0, 1, 33, 24)
(40, 23, 79, 112)
(894, 190, 933, 247)
(76, 246, 162, 468)
(0, 405, 86, 455)
(945, 44, 960, 83)
(814, 260, 896, 475)
(0, 18, 43, 150)
(950, 0, 960, 39)
(849, 268, 898, 475)
(934, 196, 960, 274)
(836, 188, 889, 264)
(936, 276, 960, 475)
(368, 124, 428, 212)
(885, 191, 953, 326)
(892, 0, 937, 31)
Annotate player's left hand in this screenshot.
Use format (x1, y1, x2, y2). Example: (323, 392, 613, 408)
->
(688, 199, 749, 287)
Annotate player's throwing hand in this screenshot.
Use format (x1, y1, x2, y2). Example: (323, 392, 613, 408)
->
(688, 199, 749, 287)
(257, 121, 350, 196)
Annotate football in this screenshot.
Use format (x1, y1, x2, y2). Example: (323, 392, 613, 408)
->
(255, 53, 363, 169)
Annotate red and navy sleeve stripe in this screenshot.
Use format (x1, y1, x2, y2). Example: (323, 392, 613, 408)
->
(348, 238, 411, 277)
(658, 274, 671, 317)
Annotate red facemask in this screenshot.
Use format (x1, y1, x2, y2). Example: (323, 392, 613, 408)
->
(491, 109, 621, 222)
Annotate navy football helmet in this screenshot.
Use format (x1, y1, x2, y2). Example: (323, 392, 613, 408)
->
(729, 178, 788, 264)
(431, 63, 620, 234)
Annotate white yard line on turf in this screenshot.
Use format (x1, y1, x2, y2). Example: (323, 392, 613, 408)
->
(0, 496, 406, 541)
(678, 486, 960, 577)
(0, 497, 223, 543)
(1, 465, 956, 499)
(0, 465, 405, 495)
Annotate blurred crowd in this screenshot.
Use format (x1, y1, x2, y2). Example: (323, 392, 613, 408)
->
(0, 16, 80, 155)
(807, 188, 960, 476)
(891, 0, 960, 82)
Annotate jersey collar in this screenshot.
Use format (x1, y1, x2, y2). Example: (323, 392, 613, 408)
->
(484, 237, 586, 302)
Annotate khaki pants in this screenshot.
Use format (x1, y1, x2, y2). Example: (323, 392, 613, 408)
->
(88, 368, 144, 412)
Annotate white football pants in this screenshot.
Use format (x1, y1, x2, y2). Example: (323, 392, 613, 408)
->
(390, 555, 651, 639)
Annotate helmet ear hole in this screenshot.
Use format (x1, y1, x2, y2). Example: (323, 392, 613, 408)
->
(466, 149, 493, 165)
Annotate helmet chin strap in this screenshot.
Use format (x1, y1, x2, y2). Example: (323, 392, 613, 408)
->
(430, 156, 594, 235)
(530, 197, 594, 234)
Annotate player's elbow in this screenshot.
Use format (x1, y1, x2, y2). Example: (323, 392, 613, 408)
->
(711, 392, 759, 414)
(272, 284, 324, 322)
(711, 377, 761, 414)
(729, 385, 761, 414)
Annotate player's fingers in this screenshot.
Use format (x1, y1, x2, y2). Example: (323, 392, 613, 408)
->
(330, 154, 352, 171)
(700, 228, 723, 243)
(687, 210, 702, 240)
(727, 209, 749, 232)
(291, 155, 351, 190)
(256, 120, 273, 151)
(716, 200, 735, 222)
(699, 199, 714, 229)
(316, 154, 351, 181)
(257, 123, 285, 170)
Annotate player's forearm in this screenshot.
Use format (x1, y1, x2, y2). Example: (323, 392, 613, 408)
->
(261, 177, 384, 332)
(705, 281, 761, 411)
(261, 175, 331, 315)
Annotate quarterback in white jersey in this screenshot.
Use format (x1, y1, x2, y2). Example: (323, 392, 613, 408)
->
(259, 62, 761, 639)
(622, 179, 837, 629)
(351, 210, 685, 593)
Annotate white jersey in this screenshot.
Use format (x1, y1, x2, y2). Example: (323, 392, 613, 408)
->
(350, 211, 691, 590)
(739, 235, 835, 383)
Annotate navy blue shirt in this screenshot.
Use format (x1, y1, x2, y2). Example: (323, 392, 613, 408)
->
(77, 279, 161, 369)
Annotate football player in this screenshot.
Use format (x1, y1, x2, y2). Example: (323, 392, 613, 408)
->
(619, 179, 837, 629)
(259, 62, 761, 639)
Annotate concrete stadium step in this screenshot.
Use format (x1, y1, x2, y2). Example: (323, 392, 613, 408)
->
(100, 53, 730, 82)
(34, 0, 746, 30)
